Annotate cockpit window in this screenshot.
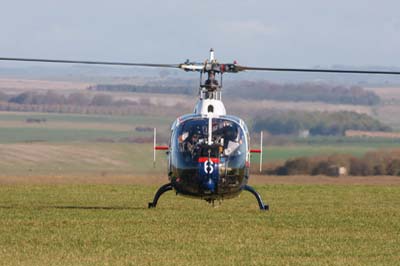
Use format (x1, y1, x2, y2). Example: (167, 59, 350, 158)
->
(173, 118, 246, 166)
(211, 119, 243, 156)
(177, 119, 208, 153)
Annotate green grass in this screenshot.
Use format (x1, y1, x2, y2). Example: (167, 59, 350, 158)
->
(0, 143, 166, 176)
(0, 111, 172, 124)
(0, 142, 384, 177)
(0, 185, 399, 265)
(259, 138, 400, 163)
(0, 141, 395, 177)
(294, 135, 400, 147)
(0, 127, 136, 143)
(0, 112, 172, 143)
(2, 110, 400, 176)
(262, 145, 372, 162)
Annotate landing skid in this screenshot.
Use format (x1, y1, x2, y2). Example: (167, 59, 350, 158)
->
(148, 183, 173, 208)
(244, 185, 269, 211)
(148, 183, 268, 210)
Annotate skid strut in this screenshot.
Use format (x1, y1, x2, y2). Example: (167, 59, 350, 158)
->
(148, 183, 173, 208)
(244, 185, 269, 211)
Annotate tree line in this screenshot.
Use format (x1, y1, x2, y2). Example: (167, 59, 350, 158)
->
(0, 91, 117, 106)
(89, 84, 194, 95)
(85, 79, 381, 106)
(252, 111, 391, 136)
(266, 150, 400, 176)
(225, 80, 380, 106)
(0, 91, 175, 116)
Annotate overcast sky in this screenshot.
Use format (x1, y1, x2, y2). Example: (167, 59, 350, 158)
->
(1, 0, 400, 68)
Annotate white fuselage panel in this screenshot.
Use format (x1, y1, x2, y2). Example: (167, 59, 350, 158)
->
(193, 99, 226, 117)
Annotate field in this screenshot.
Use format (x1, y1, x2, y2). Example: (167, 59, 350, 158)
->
(1, 84, 400, 265)
(0, 111, 172, 143)
(0, 141, 390, 178)
(1, 111, 400, 178)
(0, 183, 399, 265)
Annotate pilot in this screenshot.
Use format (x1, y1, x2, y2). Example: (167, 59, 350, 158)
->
(204, 79, 219, 93)
(179, 131, 189, 142)
(224, 125, 240, 156)
(224, 125, 238, 143)
(183, 133, 197, 153)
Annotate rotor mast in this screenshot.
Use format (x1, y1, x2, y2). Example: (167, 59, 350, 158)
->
(193, 49, 226, 116)
(199, 48, 222, 101)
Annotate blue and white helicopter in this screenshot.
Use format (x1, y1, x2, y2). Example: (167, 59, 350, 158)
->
(2, 49, 400, 210)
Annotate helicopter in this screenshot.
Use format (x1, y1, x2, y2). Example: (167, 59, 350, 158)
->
(2, 49, 400, 210)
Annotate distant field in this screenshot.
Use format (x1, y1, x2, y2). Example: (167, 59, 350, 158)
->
(365, 87, 400, 129)
(367, 87, 400, 102)
(0, 184, 398, 265)
(1, 111, 400, 177)
(0, 141, 394, 177)
(0, 78, 91, 93)
(263, 145, 375, 162)
(0, 111, 171, 125)
(0, 142, 167, 177)
(0, 111, 172, 143)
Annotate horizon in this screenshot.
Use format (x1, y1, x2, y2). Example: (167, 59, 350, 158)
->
(1, 1, 400, 69)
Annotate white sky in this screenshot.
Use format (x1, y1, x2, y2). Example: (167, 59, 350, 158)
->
(1, 0, 400, 68)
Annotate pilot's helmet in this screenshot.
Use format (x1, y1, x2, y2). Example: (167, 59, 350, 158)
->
(194, 125, 202, 134)
(225, 125, 237, 140)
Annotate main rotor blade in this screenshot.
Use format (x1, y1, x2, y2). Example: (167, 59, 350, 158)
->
(0, 57, 180, 68)
(236, 65, 400, 75)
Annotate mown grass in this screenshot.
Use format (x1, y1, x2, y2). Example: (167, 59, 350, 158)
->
(262, 145, 373, 162)
(0, 111, 171, 124)
(0, 143, 165, 176)
(0, 141, 384, 177)
(0, 111, 172, 143)
(1, 110, 400, 177)
(0, 141, 395, 177)
(0, 184, 399, 265)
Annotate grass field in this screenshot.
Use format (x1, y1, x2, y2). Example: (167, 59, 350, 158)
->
(0, 111, 172, 143)
(0, 90, 400, 265)
(0, 184, 398, 265)
(3, 111, 399, 177)
(0, 141, 391, 177)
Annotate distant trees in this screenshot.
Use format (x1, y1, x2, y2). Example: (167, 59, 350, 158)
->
(9, 92, 36, 104)
(5, 91, 114, 107)
(252, 111, 391, 136)
(266, 150, 400, 176)
(89, 80, 381, 106)
(0, 91, 10, 102)
(91, 94, 113, 106)
(226, 81, 381, 105)
(66, 92, 91, 106)
(89, 83, 195, 95)
(0, 90, 185, 117)
(9, 91, 66, 105)
(17, 78, 378, 107)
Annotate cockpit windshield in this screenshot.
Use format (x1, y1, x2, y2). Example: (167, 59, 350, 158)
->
(172, 117, 247, 167)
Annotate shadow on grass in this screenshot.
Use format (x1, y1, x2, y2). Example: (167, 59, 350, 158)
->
(53, 205, 147, 210)
(0, 205, 147, 210)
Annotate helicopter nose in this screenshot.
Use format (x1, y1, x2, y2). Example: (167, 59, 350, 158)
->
(204, 178, 215, 192)
(198, 157, 219, 193)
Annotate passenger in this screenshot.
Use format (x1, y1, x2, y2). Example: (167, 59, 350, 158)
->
(224, 125, 240, 156)
(179, 131, 189, 143)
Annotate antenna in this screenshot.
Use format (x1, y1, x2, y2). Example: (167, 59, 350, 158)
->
(259, 131, 263, 173)
(209, 48, 215, 62)
(153, 128, 157, 168)
(250, 131, 264, 173)
(153, 127, 169, 168)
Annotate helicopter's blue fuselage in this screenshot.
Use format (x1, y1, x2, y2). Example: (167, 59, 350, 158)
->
(168, 114, 250, 201)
